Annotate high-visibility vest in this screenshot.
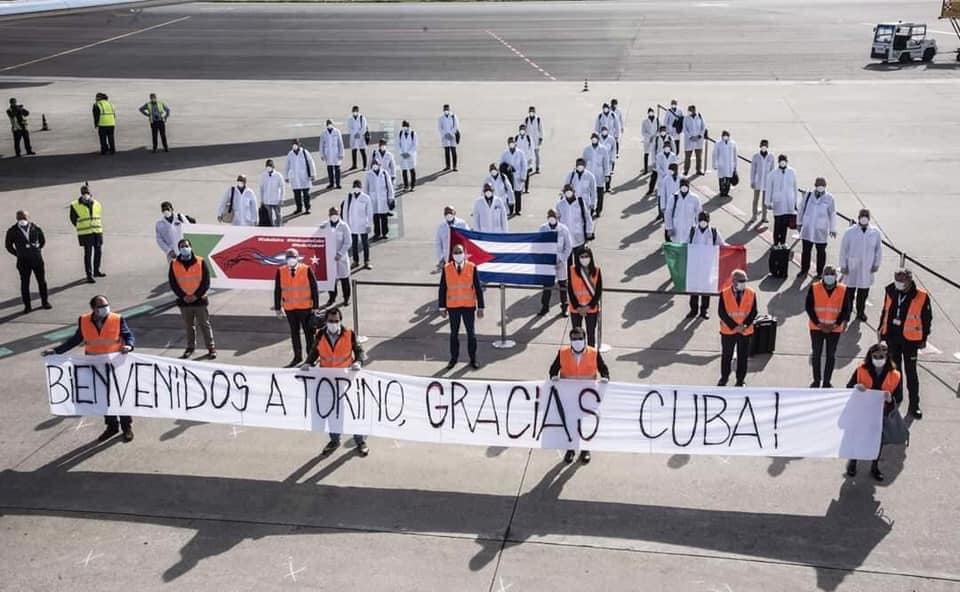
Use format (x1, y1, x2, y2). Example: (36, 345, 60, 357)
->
(719, 286, 755, 336)
(148, 100, 165, 121)
(568, 266, 600, 314)
(880, 288, 928, 342)
(80, 312, 123, 354)
(808, 282, 847, 333)
(279, 264, 313, 311)
(444, 261, 478, 309)
(316, 328, 355, 368)
(96, 100, 116, 126)
(171, 256, 204, 297)
(855, 364, 901, 394)
(71, 199, 103, 236)
(558, 345, 598, 379)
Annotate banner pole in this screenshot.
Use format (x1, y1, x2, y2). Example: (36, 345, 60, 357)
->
(351, 278, 368, 343)
(491, 283, 516, 349)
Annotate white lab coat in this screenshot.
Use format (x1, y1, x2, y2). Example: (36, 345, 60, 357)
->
(764, 166, 798, 216)
(437, 113, 460, 147)
(563, 169, 598, 210)
(662, 106, 684, 141)
(555, 197, 593, 248)
(750, 151, 775, 191)
(682, 113, 707, 150)
(594, 111, 620, 138)
(687, 225, 726, 246)
(516, 134, 535, 167)
(285, 148, 316, 190)
(319, 127, 345, 165)
(797, 191, 836, 244)
(155, 213, 190, 258)
(611, 107, 625, 138)
(435, 217, 470, 263)
(539, 221, 573, 281)
(641, 115, 658, 153)
(665, 192, 703, 242)
(365, 168, 395, 215)
(218, 186, 258, 226)
(500, 147, 528, 191)
(322, 219, 352, 279)
(712, 139, 738, 177)
(582, 143, 611, 182)
(397, 129, 418, 169)
(654, 150, 677, 177)
(650, 134, 674, 157)
(600, 134, 617, 166)
(260, 170, 285, 206)
(523, 115, 543, 146)
(346, 114, 368, 149)
(839, 223, 883, 289)
(484, 172, 513, 204)
(369, 148, 396, 179)
(472, 195, 508, 232)
(341, 191, 373, 234)
(657, 172, 681, 214)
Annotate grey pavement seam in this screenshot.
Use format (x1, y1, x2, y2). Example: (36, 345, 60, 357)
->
(487, 448, 532, 592)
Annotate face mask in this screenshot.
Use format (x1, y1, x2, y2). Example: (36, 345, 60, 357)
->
(664, 148, 672, 154)
(445, 214, 455, 223)
(760, 149, 767, 155)
(822, 274, 836, 286)
(327, 322, 341, 334)
(237, 182, 246, 190)
(779, 162, 787, 169)
(372, 166, 380, 173)
(402, 126, 409, 130)
(327, 125, 333, 130)
(17, 219, 28, 227)
(330, 215, 340, 224)
(529, 111, 535, 116)
(352, 111, 359, 116)
(859, 217, 869, 226)
(722, 136, 729, 142)
(508, 144, 516, 150)
(689, 111, 695, 116)
(602, 108, 609, 114)
(80, 194, 92, 202)
(576, 165, 585, 173)
(491, 170, 498, 176)
(894, 280, 906, 291)
(286, 257, 298, 267)
(648, 113, 654, 119)
(162, 210, 172, 218)
(815, 185, 826, 194)
(292, 144, 299, 151)
(564, 190, 574, 199)
(519, 130, 526, 136)
(453, 253, 465, 264)
(734, 281, 746, 292)
(443, 110, 450, 116)
(680, 187, 689, 195)
(571, 339, 586, 353)
(579, 257, 591, 267)
(94, 305, 110, 318)
(379, 148, 385, 154)
(698, 221, 708, 229)
(484, 191, 493, 198)
(591, 140, 599, 146)
(670, 103, 677, 109)
(548, 216, 558, 227)
(266, 166, 274, 173)
(659, 132, 666, 137)
(179, 247, 192, 258)
(871, 357, 886, 369)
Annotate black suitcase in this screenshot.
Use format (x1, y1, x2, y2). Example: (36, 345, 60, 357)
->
(750, 315, 778, 356)
(768, 246, 789, 278)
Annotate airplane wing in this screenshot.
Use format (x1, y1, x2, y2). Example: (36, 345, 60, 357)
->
(0, 0, 193, 21)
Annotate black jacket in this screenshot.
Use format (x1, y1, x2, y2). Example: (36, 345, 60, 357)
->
(5, 222, 45, 263)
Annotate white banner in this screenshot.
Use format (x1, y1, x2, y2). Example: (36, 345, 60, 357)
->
(43, 353, 884, 459)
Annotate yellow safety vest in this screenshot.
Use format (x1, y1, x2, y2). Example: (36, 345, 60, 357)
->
(96, 100, 116, 127)
(71, 199, 103, 236)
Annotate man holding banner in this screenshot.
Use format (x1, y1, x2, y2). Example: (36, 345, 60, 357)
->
(439, 244, 484, 370)
(550, 326, 610, 465)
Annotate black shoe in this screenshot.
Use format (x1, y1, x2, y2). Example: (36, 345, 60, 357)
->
(342, 300, 350, 307)
(180, 349, 194, 359)
(42, 302, 52, 309)
(335, 184, 342, 189)
(857, 312, 868, 322)
(845, 459, 857, 477)
(21, 307, 31, 314)
(86, 276, 96, 284)
(122, 429, 134, 443)
(305, 209, 311, 215)
(563, 450, 576, 464)
(351, 260, 360, 268)
(735, 382, 746, 387)
(810, 381, 820, 388)
(536, 307, 549, 317)
(285, 357, 303, 368)
(686, 310, 698, 319)
(293, 209, 303, 214)
(910, 407, 922, 419)
(871, 465, 884, 482)
(717, 380, 728, 387)
(822, 383, 832, 388)
(363, 262, 372, 270)
(323, 297, 336, 308)
(94, 271, 106, 278)
(322, 439, 340, 455)
(357, 441, 369, 457)
(446, 360, 457, 370)
(699, 311, 710, 320)
(469, 360, 479, 370)
(579, 451, 591, 464)
(796, 271, 807, 279)
(97, 427, 119, 442)
(560, 308, 569, 317)
(208, 349, 217, 360)
(443, 166, 450, 171)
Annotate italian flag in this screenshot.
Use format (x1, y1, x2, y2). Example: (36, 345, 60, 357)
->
(663, 242, 747, 292)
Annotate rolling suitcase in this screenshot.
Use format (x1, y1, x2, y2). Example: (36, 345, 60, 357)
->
(750, 315, 778, 356)
(768, 246, 789, 278)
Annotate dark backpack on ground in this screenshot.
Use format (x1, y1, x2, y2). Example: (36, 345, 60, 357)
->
(750, 315, 778, 356)
(768, 246, 789, 278)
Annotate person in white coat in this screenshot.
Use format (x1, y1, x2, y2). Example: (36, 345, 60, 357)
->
(366, 161, 395, 240)
(369, 138, 396, 182)
(484, 163, 514, 208)
(594, 103, 620, 145)
(662, 100, 684, 155)
(472, 184, 508, 233)
(500, 136, 528, 215)
(582, 133, 611, 216)
(555, 185, 593, 260)
(664, 179, 703, 243)
(322, 206, 352, 307)
(764, 154, 798, 246)
(155, 201, 195, 261)
(712, 130, 738, 197)
(640, 107, 658, 174)
(523, 106, 543, 173)
(538, 209, 573, 317)
(217, 175, 258, 226)
(599, 126, 616, 192)
(686, 210, 726, 319)
(438, 104, 460, 171)
(647, 125, 675, 196)
(840, 208, 883, 322)
(609, 98, 625, 158)
(341, 179, 373, 269)
(656, 163, 681, 224)
(796, 177, 837, 279)
(563, 159, 598, 216)
(285, 139, 316, 215)
(516, 124, 535, 192)
(346, 106, 369, 170)
(750, 139, 774, 222)
(435, 205, 470, 270)
(397, 120, 418, 191)
(319, 120, 344, 190)
(682, 105, 707, 176)
(259, 159, 285, 227)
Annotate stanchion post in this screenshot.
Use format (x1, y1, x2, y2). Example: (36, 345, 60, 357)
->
(900, 251, 907, 268)
(491, 283, 516, 349)
(597, 307, 611, 353)
(351, 279, 368, 343)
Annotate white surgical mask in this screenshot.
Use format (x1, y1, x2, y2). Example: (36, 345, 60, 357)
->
(267, 166, 274, 173)
(292, 144, 299, 151)
(508, 143, 516, 150)
(286, 257, 298, 267)
(179, 247, 192, 258)
(680, 187, 689, 195)
(372, 165, 380, 172)
(576, 165, 585, 173)
(698, 220, 708, 229)
(529, 111, 535, 116)
(734, 281, 746, 292)
(601, 131, 608, 137)
(822, 274, 836, 286)
(894, 280, 906, 291)
(859, 217, 870, 226)
(445, 213, 455, 223)
(443, 110, 450, 116)
(453, 253, 465, 264)
(579, 257, 591, 267)
(327, 322, 341, 334)
(402, 125, 409, 130)
(327, 124, 333, 130)
(571, 339, 586, 353)
(484, 190, 493, 198)
(17, 219, 28, 227)
(664, 147, 672, 153)
(722, 135, 729, 141)
(871, 357, 886, 369)
(161, 209, 172, 218)
(815, 185, 826, 193)
(237, 182, 246, 189)
(94, 305, 110, 318)
(659, 132, 666, 137)
(519, 130, 526, 136)
(591, 139, 599, 146)
(564, 191, 574, 199)
(602, 108, 609, 114)
(491, 170, 498, 176)
(330, 215, 340, 224)
(779, 162, 787, 169)
(648, 113, 654, 119)
(547, 216, 558, 227)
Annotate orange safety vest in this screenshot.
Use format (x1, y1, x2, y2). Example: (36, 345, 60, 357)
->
(80, 312, 123, 354)
(279, 264, 313, 311)
(719, 286, 755, 336)
(568, 266, 600, 314)
(855, 364, 901, 394)
(444, 261, 478, 309)
(171, 256, 204, 297)
(808, 282, 847, 333)
(558, 345, 598, 379)
(316, 328, 355, 368)
(880, 288, 927, 342)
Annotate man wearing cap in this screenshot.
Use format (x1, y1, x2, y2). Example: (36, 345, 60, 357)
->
(70, 184, 106, 283)
(7, 97, 35, 157)
(274, 248, 320, 367)
(92, 92, 116, 155)
(217, 175, 258, 226)
(435, 205, 469, 270)
(718, 269, 757, 387)
(879, 268, 932, 418)
(549, 326, 610, 465)
(138, 93, 170, 153)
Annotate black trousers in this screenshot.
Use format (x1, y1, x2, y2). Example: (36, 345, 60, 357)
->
(97, 126, 115, 154)
(402, 169, 417, 189)
(850, 287, 869, 317)
(329, 278, 351, 303)
(772, 214, 790, 245)
(595, 187, 605, 216)
(285, 309, 313, 360)
(718, 176, 731, 196)
(13, 129, 32, 156)
(887, 339, 920, 409)
(800, 240, 827, 275)
(104, 415, 132, 430)
(150, 121, 168, 151)
(448, 308, 477, 363)
(643, 152, 649, 173)
(351, 148, 367, 169)
(293, 188, 310, 212)
(540, 280, 568, 310)
(82, 242, 103, 277)
(647, 170, 658, 195)
(683, 149, 703, 175)
(373, 214, 389, 238)
(810, 331, 840, 386)
(17, 258, 48, 308)
(605, 175, 612, 192)
(513, 190, 523, 214)
(719, 333, 750, 385)
(571, 312, 599, 347)
(444, 146, 458, 169)
(351, 233, 370, 264)
(326, 165, 342, 188)
(689, 294, 710, 314)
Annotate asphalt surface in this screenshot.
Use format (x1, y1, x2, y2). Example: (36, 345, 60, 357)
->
(0, 0, 959, 81)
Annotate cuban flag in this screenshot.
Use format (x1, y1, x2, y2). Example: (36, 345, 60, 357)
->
(449, 228, 558, 286)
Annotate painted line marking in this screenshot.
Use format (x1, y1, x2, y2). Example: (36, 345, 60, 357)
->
(0, 347, 12, 358)
(1, 16, 192, 73)
(283, 557, 305, 582)
(485, 30, 557, 81)
(43, 303, 155, 342)
(79, 550, 103, 567)
(43, 327, 77, 342)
